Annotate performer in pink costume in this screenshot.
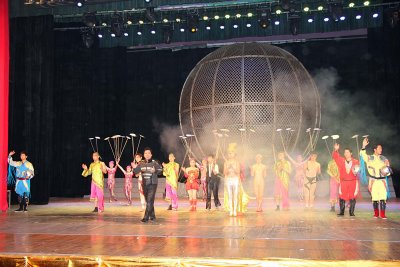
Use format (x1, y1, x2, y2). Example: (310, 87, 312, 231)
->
(117, 163, 134, 205)
(105, 161, 118, 202)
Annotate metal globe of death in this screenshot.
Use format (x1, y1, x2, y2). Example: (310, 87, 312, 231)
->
(179, 43, 321, 163)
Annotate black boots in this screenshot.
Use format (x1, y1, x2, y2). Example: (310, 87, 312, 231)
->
(337, 198, 345, 216)
(349, 199, 356, 216)
(167, 204, 172, 210)
(15, 194, 29, 212)
(14, 196, 23, 212)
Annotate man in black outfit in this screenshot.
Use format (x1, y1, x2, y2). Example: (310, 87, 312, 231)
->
(206, 154, 221, 210)
(132, 147, 162, 223)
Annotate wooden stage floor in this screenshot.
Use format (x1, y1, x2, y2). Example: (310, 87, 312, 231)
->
(0, 197, 400, 266)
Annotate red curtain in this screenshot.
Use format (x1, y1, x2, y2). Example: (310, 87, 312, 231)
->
(0, 0, 9, 212)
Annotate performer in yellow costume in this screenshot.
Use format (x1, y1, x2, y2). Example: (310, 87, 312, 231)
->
(360, 137, 391, 219)
(327, 159, 340, 212)
(82, 152, 107, 213)
(162, 153, 180, 211)
(274, 152, 292, 211)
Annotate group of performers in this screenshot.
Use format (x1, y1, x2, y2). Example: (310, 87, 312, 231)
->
(6, 137, 392, 221)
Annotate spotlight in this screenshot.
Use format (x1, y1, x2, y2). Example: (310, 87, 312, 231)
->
(180, 27, 185, 32)
(236, 14, 241, 18)
(219, 23, 225, 30)
(144, 0, 152, 3)
(150, 28, 156, 34)
(76, 0, 83, 7)
(187, 13, 199, 33)
(258, 8, 271, 29)
(127, 19, 133, 25)
(373, 13, 379, 18)
(274, 5, 282, 15)
(214, 15, 220, 20)
(203, 15, 209, 20)
(247, 12, 253, 17)
(123, 32, 129, 37)
(206, 25, 211, 30)
(111, 33, 116, 37)
(137, 30, 142, 35)
(97, 33, 103, 38)
(246, 21, 252, 27)
(348, 2, 355, 8)
(101, 22, 107, 27)
(308, 18, 314, 23)
(324, 17, 330, 22)
(233, 20, 239, 28)
(317, 4, 324, 11)
(225, 14, 230, 19)
(274, 20, 280, 25)
(356, 14, 362, 19)
(139, 19, 144, 24)
(145, 7, 156, 22)
(303, 5, 310, 12)
(162, 18, 168, 23)
(340, 15, 346, 21)
(176, 18, 181, 22)
(363, 1, 370, 6)
(83, 12, 97, 27)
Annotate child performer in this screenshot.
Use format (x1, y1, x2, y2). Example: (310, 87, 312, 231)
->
(132, 153, 146, 211)
(82, 152, 107, 213)
(105, 161, 118, 202)
(273, 152, 292, 211)
(117, 163, 134, 205)
(162, 153, 180, 211)
(251, 154, 267, 212)
(181, 158, 200, 211)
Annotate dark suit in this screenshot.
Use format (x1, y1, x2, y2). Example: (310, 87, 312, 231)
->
(206, 163, 221, 209)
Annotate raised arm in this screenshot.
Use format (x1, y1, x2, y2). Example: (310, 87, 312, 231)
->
(117, 163, 127, 175)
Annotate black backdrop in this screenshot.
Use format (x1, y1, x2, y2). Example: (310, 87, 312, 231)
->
(9, 15, 400, 204)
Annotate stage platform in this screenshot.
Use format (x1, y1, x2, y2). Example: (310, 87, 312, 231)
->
(0, 197, 400, 266)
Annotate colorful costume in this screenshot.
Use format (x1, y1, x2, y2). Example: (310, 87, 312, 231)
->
(294, 162, 305, 201)
(274, 160, 292, 210)
(200, 164, 207, 201)
(124, 171, 134, 205)
(252, 163, 266, 211)
(8, 156, 34, 211)
(333, 151, 359, 216)
(360, 149, 390, 219)
(82, 161, 105, 212)
(163, 162, 179, 210)
(185, 167, 200, 190)
(107, 167, 117, 201)
(223, 161, 249, 215)
(327, 159, 340, 211)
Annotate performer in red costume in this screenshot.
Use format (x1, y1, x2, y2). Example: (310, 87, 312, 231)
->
(332, 143, 359, 216)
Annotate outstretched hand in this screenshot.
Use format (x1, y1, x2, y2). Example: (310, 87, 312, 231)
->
(8, 151, 15, 157)
(362, 138, 369, 149)
(334, 143, 340, 151)
(82, 164, 88, 170)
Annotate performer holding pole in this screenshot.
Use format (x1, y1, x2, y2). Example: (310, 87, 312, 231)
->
(82, 152, 107, 213)
(181, 158, 200, 211)
(105, 161, 118, 203)
(273, 152, 292, 211)
(333, 143, 359, 216)
(162, 153, 179, 211)
(223, 143, 241, 217)
(132, 147, 162, 223)
(8, 151, 34, 212)
(206, 154, 221, 210)
(251, 154, 267, 212)
(360, 138, 391, 219)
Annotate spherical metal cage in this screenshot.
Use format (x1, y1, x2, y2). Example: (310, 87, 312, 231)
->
(179, 43, 321, 161)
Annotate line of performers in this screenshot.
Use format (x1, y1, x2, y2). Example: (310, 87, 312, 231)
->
(5, 137, 391, 222)
(77, 137, 393, 222)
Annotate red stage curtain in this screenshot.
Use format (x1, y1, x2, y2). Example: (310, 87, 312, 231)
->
(0, 0, 9, 212)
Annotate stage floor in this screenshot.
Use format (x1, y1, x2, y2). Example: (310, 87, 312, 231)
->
(0, 198, 400, 266)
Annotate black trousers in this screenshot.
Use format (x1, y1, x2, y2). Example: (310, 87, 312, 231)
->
(143, 183, 157, 220)
(206, 177, 221, 209)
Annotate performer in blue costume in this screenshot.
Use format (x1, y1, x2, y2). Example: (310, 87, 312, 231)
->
(8, 151, 34, 212)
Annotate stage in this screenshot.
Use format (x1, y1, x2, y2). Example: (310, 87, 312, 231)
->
(0, 198, 399, 266)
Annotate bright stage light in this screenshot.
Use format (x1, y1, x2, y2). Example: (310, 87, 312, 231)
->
(356, 14, 362, 19)
(324, 17, 329, 22)
(97, 33, 103, 38)
(203, 15, 209, 20)
(76, 1, 83, 7)
(233, 24, 239, 28)
(246, 22, 252, 27)
(206, 25, 211, 30)
(274, 20, 280, 25)
(303, 6, 310, 12)
(180, 28, 185, 32)
(364, 1, 370, 6)
(373, 13, 379, 18)
(308, 18, 313, 23)
(214, 15, 220, 20)
(225, 14, 230, 19)
(138, 20, 144, 24)
(137, 31, 142, 35)
(340, 16, 345, 21)
(123, 32, 128, 37)
(111, 33, 116, 37)
(317, 5, 324, 11)
(162, 18, 168, 23)
(247, 12, 253, 17)
(349, 2, 355, 8)
(176, 18, 181, 22)
(236, 14, 241, 18)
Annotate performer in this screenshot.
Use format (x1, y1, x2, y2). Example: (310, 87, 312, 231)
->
(223, 143, 241, 216)
(273, 152, 292, 211)
(82, 152, 107, 213)
(327, 159, 340, 212)
(117, 163, 134, 205)
(333, 144, 359, 216)
(304, 153, 321, 209)
(132, 147, 162, 223)
(205, 154, 221, 210)
(286, 154, 307, 201)
(251, 154, 267, 212)
(8, 151, 34, 212)
(132, 153, 146, 211)
(199, 158, 208, 202)
(181, 158, 200, 211)
(162, 153, 179, 211)
(360, 138, 391, 219)
(105, 161, 118, 203)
